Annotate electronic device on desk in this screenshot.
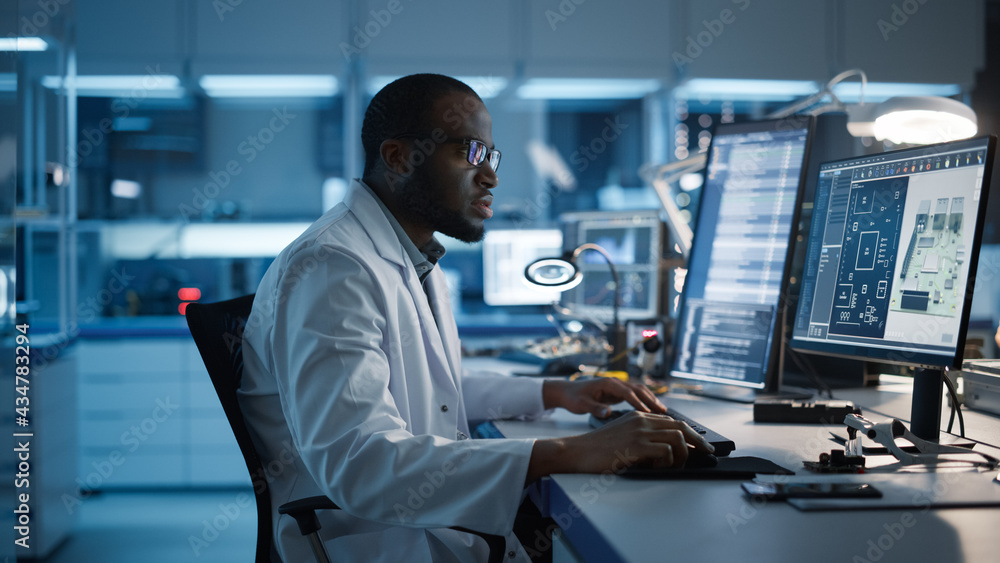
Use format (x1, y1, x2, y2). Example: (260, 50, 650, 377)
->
(961, 359, 1000, 416)
(558, 209, 669, 326)
(482, 228, 564, 306)
(670, 116, 816, 403)
(499, 333, 609, 375)
(753, 399, 860, 424)
(790, 135, 997, 442)
(527, 210, 670, 372)
(589, 409, 736, 456)
(625, 319, 668, 377)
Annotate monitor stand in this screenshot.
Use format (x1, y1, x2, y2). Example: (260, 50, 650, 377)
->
(909, 367, 944, 442)
(687, 383, 814, 404)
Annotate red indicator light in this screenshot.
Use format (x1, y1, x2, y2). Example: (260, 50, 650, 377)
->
(178, 302, 190, 315)
(178, 287, 202, 301)
(641, 329, 658, 338)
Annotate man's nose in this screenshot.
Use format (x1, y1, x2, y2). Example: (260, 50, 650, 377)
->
(476, 162, 498, 190)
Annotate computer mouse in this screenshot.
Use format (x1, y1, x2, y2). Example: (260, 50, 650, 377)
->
(685, 448, 718, 469)
(540, 358, 582, 376)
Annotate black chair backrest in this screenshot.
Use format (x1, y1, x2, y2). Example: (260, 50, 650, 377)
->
(185, 294, 274, 563)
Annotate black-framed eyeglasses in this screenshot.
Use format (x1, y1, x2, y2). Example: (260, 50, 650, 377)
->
(395, 133, 501, 172)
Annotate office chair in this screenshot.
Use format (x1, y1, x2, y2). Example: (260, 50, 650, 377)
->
(185, 294, 506, 563)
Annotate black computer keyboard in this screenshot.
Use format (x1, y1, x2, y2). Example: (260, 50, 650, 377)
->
(589, 408, 736, 457)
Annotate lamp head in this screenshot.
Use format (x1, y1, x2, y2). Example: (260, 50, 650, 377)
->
(846, 96, 977, 145)
(524, 255, 583, 290)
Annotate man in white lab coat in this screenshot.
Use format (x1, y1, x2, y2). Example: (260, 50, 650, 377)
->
(240, 74, 713, 562)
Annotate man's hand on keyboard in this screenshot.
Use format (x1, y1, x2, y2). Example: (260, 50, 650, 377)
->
(526, 411, 715, 480)
(542, 378, 667, 418)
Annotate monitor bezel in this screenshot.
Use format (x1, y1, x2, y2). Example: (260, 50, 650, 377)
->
(669, 115, 816, 391)
(557, 209, 667, 324)
(789, 135, 997, 370)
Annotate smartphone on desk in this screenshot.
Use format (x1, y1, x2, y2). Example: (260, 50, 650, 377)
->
(742, 481, 882, 500)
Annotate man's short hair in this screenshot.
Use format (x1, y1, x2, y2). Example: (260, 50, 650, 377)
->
(361, 74, 481, 178)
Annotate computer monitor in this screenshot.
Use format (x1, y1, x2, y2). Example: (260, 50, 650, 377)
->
(559, 210, 667, 323)
(670, 116, 815, 402)
(482, 229, 564, 306)
(791, 135, 996, 440)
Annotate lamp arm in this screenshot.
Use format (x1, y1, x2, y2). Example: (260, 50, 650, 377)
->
(572, 243, 620, 330)
(767, 68, 868, 119)
(825, 68, 867, 106)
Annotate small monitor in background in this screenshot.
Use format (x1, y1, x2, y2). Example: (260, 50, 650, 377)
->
(670, 116, 815, 402)
(791, 136, 996, 440)
(558, 209, 668, 324)
(482, 229, 564, 306)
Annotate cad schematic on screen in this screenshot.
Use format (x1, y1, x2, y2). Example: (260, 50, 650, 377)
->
(795, 146, 988, 360)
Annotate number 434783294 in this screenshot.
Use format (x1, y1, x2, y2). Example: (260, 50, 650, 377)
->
(15, 324, 29, 419)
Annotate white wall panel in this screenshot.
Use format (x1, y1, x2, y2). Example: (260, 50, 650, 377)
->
(75, 0, 184, 74)
(192, 0, 349, 74)
(73, 0, 986, 86)
(841, 0, 984, 86)
(362, 0, 517, 73)
(672, 0, 829, 81)
(524, 0, 675, 78)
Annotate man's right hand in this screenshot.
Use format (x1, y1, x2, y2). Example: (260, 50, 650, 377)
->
(526, 412, 715, 482)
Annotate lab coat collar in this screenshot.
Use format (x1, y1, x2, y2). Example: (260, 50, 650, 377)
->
(344, 179, 408, 269)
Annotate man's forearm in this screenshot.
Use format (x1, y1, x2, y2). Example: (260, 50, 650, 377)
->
(526, 437, 573, 483)
(541, 380, 562, 410)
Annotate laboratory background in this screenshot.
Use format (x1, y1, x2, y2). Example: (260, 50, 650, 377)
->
(1, 0, 1000, 561)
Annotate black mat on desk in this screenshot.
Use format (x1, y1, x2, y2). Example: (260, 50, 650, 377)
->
(622, 457, 794, 480)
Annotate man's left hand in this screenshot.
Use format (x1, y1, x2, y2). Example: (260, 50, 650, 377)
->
(542, 378, 667, 418)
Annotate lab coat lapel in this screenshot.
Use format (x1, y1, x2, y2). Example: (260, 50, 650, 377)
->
(424, 269, 462, 380)
(401, 266, 459, 387)
(344, 181, 459, 386)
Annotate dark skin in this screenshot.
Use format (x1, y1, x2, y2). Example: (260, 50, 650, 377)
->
(366, 91, 498, 247)
(363, 91, 714, 481)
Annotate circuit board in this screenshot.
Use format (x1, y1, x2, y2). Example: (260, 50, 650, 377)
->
(828, 177, 908, 339)
(890, 196, 964, 318)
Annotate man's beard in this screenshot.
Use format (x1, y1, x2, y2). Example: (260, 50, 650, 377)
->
(395, 166, 485, 243)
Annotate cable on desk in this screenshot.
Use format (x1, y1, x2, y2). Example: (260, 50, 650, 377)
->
(942, 368, 965, 438)
(784, 337, 835, 399)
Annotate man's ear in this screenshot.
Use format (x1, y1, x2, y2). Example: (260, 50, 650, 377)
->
(379, 138, 411, 176)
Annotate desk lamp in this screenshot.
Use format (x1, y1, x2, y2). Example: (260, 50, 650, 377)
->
(768, 69, 977, 145)
(524, 243, 628, 371)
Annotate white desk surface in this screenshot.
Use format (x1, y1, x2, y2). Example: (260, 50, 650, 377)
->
(490, 377, 1000, 563)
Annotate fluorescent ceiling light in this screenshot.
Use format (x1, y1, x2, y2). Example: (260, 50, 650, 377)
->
(367, 75, 508, 99)
(673, 78, 818, 102)
(199, 75, 337, 98)
(112, 116, 153, 132)
(110, 179, 142, 199)
(0, 37, 48, 51)
(179, 223, 311, 258)
(846, 96, 977, 145)
(41, 75, 184, 98)
(831, 82, 962, 104)
(0, 74, 15, 92)
(517, 78, 661, 100)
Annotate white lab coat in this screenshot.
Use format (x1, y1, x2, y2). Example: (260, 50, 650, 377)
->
(239, 180, 546, 562)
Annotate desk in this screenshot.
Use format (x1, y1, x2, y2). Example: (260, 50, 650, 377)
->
(490, 379, 1000, 563)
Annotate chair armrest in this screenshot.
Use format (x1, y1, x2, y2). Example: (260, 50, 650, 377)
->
(278, 496, 340, 536)
(279, 496, 506, 563)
